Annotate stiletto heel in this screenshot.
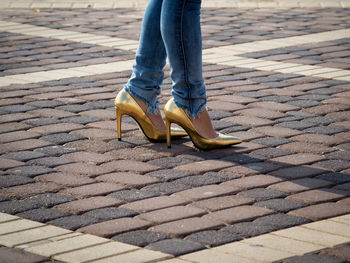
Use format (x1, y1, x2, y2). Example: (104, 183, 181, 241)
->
(166, 119, 171, 148)
(114, 89, 186, 141)
(164, 98, 242, 150)
(116, 108, 122, 141)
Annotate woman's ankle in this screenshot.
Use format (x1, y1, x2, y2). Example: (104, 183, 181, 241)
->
(191, 109, 218, 139)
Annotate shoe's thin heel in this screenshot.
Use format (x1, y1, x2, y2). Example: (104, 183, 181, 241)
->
(166, 119, 171, 148)
(116, 107, 122, 141)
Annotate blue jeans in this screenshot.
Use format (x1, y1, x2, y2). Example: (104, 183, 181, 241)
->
(124, 0, 206, 118)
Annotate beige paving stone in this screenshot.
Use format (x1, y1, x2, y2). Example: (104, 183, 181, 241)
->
(299, 67, 340, 75)
(158, 259, 192, 263)
(272, 226, 349, 247)
(0, 225, 71, 247)
(53, 242, 139, 262)
(314, 70, 350, 78)
(329, 214, 350, 225)
(256, 62, 297, 71)
(214, 241, 293, 262)
(180, 249, 257, 263)
(302, 220, 350, 238)
(25, 234, 110, 257)
(243, 233, 325, 255)
(0, 213, 19, 223)
(48, 232, 82, 242)
(276, 65, 318, 73)
(0, 219, 44, 235)
(89, 248, 172, 263)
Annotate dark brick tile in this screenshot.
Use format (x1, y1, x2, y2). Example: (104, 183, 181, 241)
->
(57, 104, 92, 113)
(108, 189, 159, 202)
(83, 207, 138, 221)
(261, 95, 293, 103)
(147, 157, 194, 169)
(40, 133, 84, 144)
(249, 147, 294, 159)
(275, 120, 317, 130)
(313, 160, 350, 172)
(304, 126, 346, 135)
(0, 200, 40, 214)
(253, 213, 311, 229)
(112, 230, 169, 247)
(26, 193, 75, 207)
(221, 154, 261, 164)
(0, 246, 49, 263)
(242, 162, 285, 174)
(141, 182, 191, 195)
(282, 254, 347, 263)
(270, 166, 326, 179)
(0, 175, 35, 187)
(185, 230, 241, 247)
(145, 169, 191, 182)
(316, 172, 350, 184)
(220, 221, 277, 239)
(7, 165, 54, 178)
(35, 145, 78, 157)
(61, 116, 101, 124)
(250, 137, 292, 147)
(326, 151, 350, 161)
(255, 198, 307, 213)
(16, 208, 70, 223)
(0, 105, 36, 113)
(237, 188, 288, 201)
(2, 151, 46, 161)
(26, 100, 64, 108)
(220, 125, 250, 133)
(321, 244, 350, 262)
(173, 173, 236, 187)
(28, 157, 74, 168)
(47, 215, 100, 230)
(22, 118, 61, 127)
(145, 239, 205, 257)
(208, 110, 233, 120)
(305, 116, 340, 125)
(287, 100, 320, 108)
(0, 196, 9, 202)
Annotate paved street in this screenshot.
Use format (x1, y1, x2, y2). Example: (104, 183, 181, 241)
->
(0, 1, 350, 262)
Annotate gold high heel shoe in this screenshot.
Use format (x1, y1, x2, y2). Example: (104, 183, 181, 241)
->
(164, 98, 242, 150)
(115, 89, 187, 141)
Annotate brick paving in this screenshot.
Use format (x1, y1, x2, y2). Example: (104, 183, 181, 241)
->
(0, 2, 350, 263)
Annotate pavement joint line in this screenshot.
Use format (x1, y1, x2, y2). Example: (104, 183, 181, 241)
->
(0, 0, 350, 9)
(0, 20, 349, 86)
(1, 212, 350, 262)
(1, 20, 350, 55)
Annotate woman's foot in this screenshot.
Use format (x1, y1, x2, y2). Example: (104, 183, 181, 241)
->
(131, 95, 166, 131)
(190, 109, 218, 139)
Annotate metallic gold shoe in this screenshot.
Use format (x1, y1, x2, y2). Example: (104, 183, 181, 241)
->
(164, 98, 242, 150)
(114, 89, 187, 141)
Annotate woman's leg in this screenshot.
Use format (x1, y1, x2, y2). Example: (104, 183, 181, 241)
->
(161, 0, 217, 138)
(124, 0, 166, 117)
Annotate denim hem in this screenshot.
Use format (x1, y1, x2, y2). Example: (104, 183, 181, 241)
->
(173, 98, 207, 119)
(124, 86, 159, 114)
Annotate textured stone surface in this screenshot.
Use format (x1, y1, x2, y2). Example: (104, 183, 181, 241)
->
(112, 230, 169, 247)
(1, 7, 350, 261)
(283, 254, 346, 263)
(0, 246, 50, 263)
(255, 199, 307, 212)
(146, 239, 205, 257)
(185, 230, 242, 247)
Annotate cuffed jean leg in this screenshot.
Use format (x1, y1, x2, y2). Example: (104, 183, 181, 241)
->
(124, 0, 166, 114)
(161, 0, 206, 118)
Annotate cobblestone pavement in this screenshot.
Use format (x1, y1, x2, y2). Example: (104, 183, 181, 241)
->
(0, 4, 350, 263)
